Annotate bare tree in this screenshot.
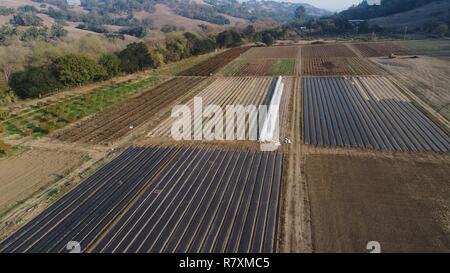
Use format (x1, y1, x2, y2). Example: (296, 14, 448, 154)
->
(0, 42, 28, 82)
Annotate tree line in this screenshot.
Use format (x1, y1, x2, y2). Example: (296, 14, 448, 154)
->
(7, 29, 245, 100)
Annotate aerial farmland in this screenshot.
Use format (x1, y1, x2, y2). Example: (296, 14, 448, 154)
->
(0, 38, 449, 254)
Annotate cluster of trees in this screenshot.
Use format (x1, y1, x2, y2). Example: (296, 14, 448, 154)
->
(79, 0, 157, 14)
(289, 0, 449, 36)
(340, 0, 443, 21)
(9, 54, 110, 99)
(175, 2, 230, 25)
(7, 28, 226, 99)
(10, 12, 43, 27)
(206, 0, 330, 23)
(0, 7, 15, 16)
(0, 24, 68, 45)
(45, 6, 155, 37)
(160, 24, 185, 33)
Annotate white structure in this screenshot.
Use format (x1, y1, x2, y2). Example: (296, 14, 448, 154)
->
(366, 0, 381, 5)
(66, 0, 81, 6)
(259, 76, 284, 145)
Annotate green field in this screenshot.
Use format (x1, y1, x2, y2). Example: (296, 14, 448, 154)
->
(270, 59, 295, 76)
(0, 75, 163, 138)
(402, 40, 450, 58)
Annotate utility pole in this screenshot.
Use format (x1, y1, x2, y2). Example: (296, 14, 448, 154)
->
(403, 26, 408, 40)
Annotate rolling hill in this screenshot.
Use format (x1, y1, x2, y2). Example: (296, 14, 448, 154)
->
(368, 0, 450, 32)
(1, 0, 329, 36)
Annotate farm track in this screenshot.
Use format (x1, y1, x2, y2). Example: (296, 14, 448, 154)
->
(301, 57, 382, 76)
(0, 146, 283, 253)
(54, 77, 207, 144)
(301, 44, 357, 58)
(303, 76, 450, 152)
(349, 42, 412, 57)
(179, 47, 251, 76)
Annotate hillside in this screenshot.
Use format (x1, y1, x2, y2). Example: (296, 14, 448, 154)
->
(369, 1, 450, 32)
(339, 0, 444, 20)
(209, 0, 332, 21)
(0, 0, 329, 37)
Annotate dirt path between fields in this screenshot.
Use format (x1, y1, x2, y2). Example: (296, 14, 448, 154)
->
(277, 77, 313, 252)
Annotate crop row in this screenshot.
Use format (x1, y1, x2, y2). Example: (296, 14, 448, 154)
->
(301, 57, 382, 76)
(240, 46, 300, 59)
(301, 44, 356, 58)
(349, 42, 412, 57)
(179, 47, 251, 76)
(223, 59, 295, 76)
(55, 77, 207, 144)
(0, 146, 283, 253)
(150, 77, 288, 139)
(0, 76, 162, 138)
(303, 76, 450, 152)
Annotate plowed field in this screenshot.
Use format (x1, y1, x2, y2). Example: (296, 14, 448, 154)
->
(301, 57, 382, 76)
(55, 77, 207, 144)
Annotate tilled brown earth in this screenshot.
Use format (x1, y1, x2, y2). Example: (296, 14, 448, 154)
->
(305, 152, 450, 252)
(301, 57, 382, 76)
(179, 47, 251, 76)
(301, 44, 357, 58)
(54, 77, 207, 144)
(225, 60, 274, 76)
(350, 42, 412, 57)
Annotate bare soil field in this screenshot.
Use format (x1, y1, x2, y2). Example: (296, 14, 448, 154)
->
(301, 57, 382, 76)
(372, 56, 450, 121)
(350, 42, 412, 57)
(54, 77, 208, 145)
(241, 46, 300, 59)
(0, 149, 84, 214)
(179, 47, 251, 76)
(301, 44, 356, 58)
(305, 152, 450, 252)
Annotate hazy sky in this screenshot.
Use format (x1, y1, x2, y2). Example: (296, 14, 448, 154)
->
(281, 0, 362, 11)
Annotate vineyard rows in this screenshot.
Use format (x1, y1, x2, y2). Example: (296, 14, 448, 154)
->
(0, 146, 282, 253)
(301, 44, 356, 58)
(301, 57, 382, 76)
(241, 46, 300, 59)
(303, 76, 450, 152)
(223, 59, 295, 76)
(179, 47, 251, 76)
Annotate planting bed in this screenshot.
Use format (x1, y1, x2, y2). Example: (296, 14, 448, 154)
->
(303, 76, 450, 152)
(179, 47, 251, 76)
(0, 146, 283, 253)
(301, 57, 382, 76)
(301, 44, 356, 58)
(55, 77, 207, 144)
(224, 59, 295, 76)
(241, 46, 300, 59)
(350, 42, 412, 57)
(0, 76, 162, 138)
